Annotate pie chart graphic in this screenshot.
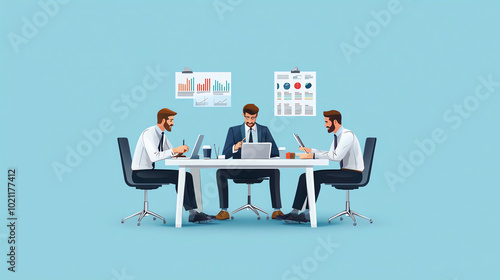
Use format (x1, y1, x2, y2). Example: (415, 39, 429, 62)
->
(294, 82, 301, 89)
(305, 83, 312, 89)
(284, 82, 290, 90)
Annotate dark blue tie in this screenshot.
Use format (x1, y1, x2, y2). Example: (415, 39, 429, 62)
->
(153, 132, 164, 169)
(334, 134, 344, 169)
(158, 132, 164, 152)
(249, 129, 254, 143)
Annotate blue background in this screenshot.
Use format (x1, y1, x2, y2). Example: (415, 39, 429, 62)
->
(1, 0, 499, 279)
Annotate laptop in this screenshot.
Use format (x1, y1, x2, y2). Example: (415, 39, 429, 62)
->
(174, 135, 204, 159)
(241, 143, 272, 159)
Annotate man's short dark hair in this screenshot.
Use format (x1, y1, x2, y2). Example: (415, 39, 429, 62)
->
(157, 108, 177, 124)
(323, 110, 341, 124)
(243, 104, 259, 115)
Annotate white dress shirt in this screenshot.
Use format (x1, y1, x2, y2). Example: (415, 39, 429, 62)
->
(311, 126, 364, 172)
(131, 125, 174, 170)
(233, 124, 258, 153)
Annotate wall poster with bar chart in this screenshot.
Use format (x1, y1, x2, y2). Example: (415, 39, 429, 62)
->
(175, 72, 231, 107)
(274, 71, 316, 116)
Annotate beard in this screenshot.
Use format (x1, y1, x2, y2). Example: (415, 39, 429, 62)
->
(327, 126, 334, 133)
(246, 122, 255, 128)
(165, 123, 173, 132)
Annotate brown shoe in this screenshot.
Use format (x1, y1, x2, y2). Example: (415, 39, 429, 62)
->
(216, 210, 230, 220)
(272, 210, 284, 219)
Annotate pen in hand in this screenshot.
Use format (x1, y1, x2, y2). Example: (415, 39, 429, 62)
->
(234, 137, 246, 151)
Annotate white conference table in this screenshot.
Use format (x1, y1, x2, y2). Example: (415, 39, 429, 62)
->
(165, 158, 329, 228)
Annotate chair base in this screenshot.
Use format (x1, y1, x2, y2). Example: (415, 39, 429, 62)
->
(231, 204, 269, 220)
(230, 183, 269, 220)
(121, 190, 166, 226)
(328, 190, 372, 226)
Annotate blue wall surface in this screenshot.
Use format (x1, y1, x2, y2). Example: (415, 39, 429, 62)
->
(1, 0, 499, 279)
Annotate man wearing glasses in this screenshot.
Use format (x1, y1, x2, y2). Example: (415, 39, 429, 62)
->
(215, 104, 284, 220)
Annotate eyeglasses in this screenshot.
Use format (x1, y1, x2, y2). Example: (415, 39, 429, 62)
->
(245, 116, 256, 121)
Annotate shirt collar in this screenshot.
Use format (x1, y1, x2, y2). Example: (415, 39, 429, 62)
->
(334, 126, 343, 137)
(245, 123, 257, 131)
(154, 125, 164, 135)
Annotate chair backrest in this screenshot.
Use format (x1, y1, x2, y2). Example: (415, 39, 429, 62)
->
(117, 138, 135, 186)
(359, 137, 377, 187)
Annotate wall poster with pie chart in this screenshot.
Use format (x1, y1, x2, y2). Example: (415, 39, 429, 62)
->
(274, 71, 316, 116)
(175, 72, 231, 107)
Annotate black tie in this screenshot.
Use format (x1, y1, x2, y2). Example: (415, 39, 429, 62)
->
(334, 134, 344, 169)
(153, 132, 164, 169)
(158, 132, 164, 152)
(249, 129, 254, 143)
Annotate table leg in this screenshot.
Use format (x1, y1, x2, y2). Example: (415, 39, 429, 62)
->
(175, 167, 186, 228)
(190, 168, 202, 212)
(305, 167, 317, 228)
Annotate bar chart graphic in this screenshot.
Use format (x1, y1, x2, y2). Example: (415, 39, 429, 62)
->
(177, 77, 195, 97)
(213, 80, 230, 94)
(274, 71, 316, 116)
(197, 79, 211, 92)
(175, 72, 231, 107)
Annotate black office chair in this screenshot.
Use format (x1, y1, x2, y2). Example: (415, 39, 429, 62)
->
(230, 178, 269, 220)
(328, 137, 376, 226)
(118, 137, 166, 226)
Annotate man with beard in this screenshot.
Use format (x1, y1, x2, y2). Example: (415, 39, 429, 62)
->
(277, 110, 364, 223)
(215, 104, 284, 220)
(131, 108, 214, 223)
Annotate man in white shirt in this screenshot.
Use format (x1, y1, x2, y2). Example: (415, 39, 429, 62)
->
(277, 110, 364, 223)
(131, 108, 214, 223)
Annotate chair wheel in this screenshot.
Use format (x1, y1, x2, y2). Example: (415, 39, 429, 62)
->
(153, 217, 156, 221)
(266, 216, 269, 220)
(163, 220, 166, 224)
(340, 217, 343, 221)
(328, 220, 331, 224)
(257, 216, 261, 220)
(231, 216, 234, 220)
(121, 220, 124, 224)
(353, 222, 357, 226)
(137, 223, 140, 226)
(370, 219, 373, 224)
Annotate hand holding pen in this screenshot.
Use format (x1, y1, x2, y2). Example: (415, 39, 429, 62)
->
(234, 137, 246, 151)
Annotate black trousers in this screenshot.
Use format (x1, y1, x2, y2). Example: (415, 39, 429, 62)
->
(292, 169, 362, 210)
(132, 169, 197, 211)
(216, 169, 281, 209)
